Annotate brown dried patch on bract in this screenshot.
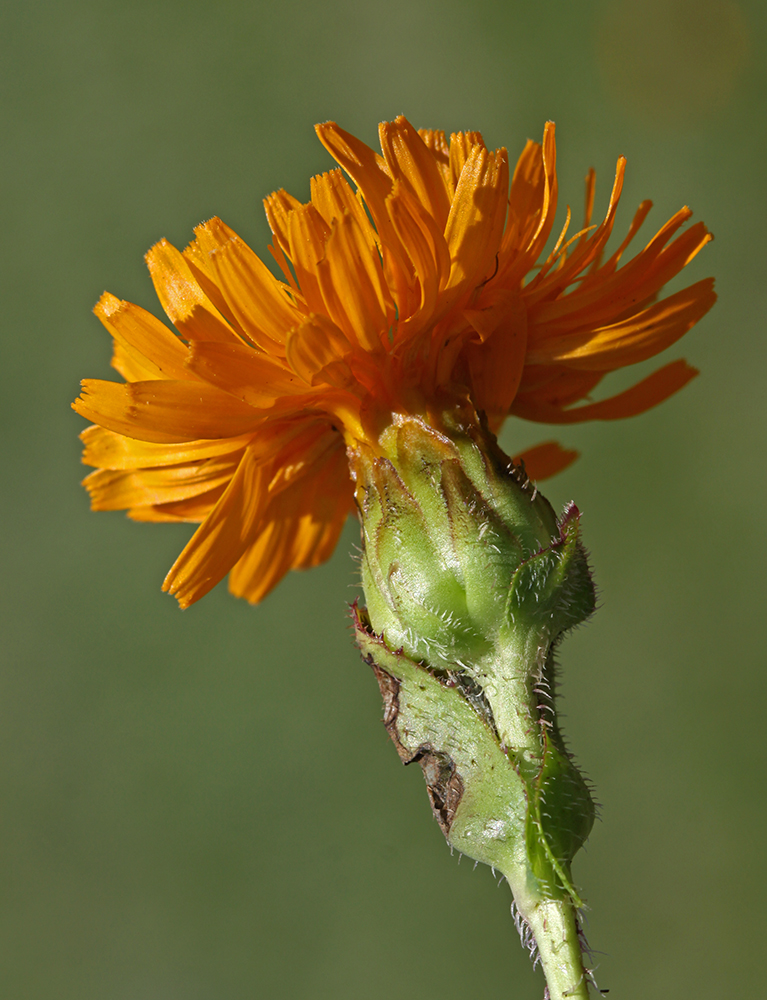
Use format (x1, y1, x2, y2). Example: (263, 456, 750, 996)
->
(417, 749, 464, 837)
(369, 663, 464, 836)
(353, 604, 465, 836)
(370, 663, 410, 761)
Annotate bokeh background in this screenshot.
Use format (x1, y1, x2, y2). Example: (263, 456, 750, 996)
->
(2, 1, 765, 997)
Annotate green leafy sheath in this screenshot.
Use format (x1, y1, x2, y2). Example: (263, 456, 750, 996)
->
(351, 407, 597, 1000)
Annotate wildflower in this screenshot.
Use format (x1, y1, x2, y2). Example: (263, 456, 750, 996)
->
(73, 117, 713, 609)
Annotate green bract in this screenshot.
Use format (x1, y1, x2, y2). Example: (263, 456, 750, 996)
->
(355, 410, 594, 738)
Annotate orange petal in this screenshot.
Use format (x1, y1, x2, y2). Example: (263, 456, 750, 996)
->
(186, 340, 304, 405)
(228, 442, 351, 603)
(145, 239, 241, 344)
(128, 485, 227, 523)
(387, 180, 450, 325)
(497, 123, 558, 285)
(512, 359, 698, 423)
(164, 423, 343, 606)
(263, 187, 303, 258)
(525, 156, 626, 303)
(181, 238, 253, 344)
(264, 421, 342, 493)
(316, 212, 394, 352)
(285, 313, 356, 388)
(444, 145, 509, 298)
(463, 289, 528, 422)
(95, 293, 190, 381)
(110, 342, 160, 382)
(582, 168, 596, 231)
(193, 218, 300, 353)
(417, 128, 451, 193)
(80, 425, 256, 469)
(511, 124, 558, 251)
(310, 168, 377, 245)
(73, 379, 265, 443)
(379, 116, 452, 232)
(163, 444, 270, 607)
(285, 202, 332, 314)
(83, 454, 241, 510)
(511, 441, 579, 480)
(527, 278, 716, 370)
(594, 199, 654, 274)
(315, 121, 395, 235)
(226, 518, 294, 603)
(448, 130, 487, 194)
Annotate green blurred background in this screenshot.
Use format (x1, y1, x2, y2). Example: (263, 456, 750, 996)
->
(2, 0, 765, 996)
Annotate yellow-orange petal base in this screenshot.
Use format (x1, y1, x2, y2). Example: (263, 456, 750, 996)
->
(73, 116, 715, 608)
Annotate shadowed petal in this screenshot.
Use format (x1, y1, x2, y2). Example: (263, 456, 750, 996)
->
(512, 441, 579, 480)
(228, 442, 352, 603)
(84, 453, 243, 510)
(186, 341, 304, 404)
(163, 444, 270, 607)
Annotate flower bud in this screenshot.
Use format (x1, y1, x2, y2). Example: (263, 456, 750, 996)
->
(351, 410, 595, 690)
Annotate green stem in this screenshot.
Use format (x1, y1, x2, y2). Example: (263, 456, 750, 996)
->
(355, 614, 595, 1000)
(506, 868, 592, 1000)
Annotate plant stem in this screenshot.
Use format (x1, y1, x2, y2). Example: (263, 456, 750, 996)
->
(359, 613, 597, 998)
(507, 874, 592, 1000)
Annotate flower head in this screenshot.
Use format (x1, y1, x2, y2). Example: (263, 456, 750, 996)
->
(73, 116, 715, 608)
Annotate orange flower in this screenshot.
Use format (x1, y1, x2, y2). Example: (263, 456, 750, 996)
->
(73, 116, 715, 608)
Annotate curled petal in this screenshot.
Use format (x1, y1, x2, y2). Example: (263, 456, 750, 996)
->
(512, 359, 698, 423)
(527, 279, 716, 370)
